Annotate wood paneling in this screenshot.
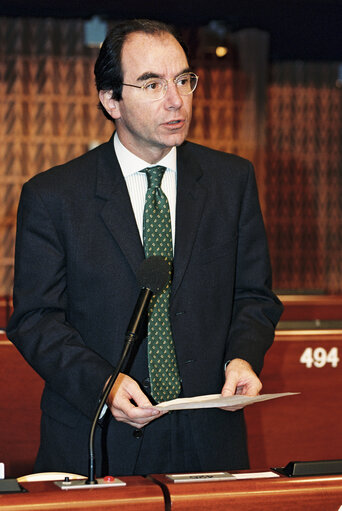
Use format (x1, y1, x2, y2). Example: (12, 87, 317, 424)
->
(0, 296, 12, 328)
(265, 72, 342, 293)
(1, 17, 341, 295)
(0, 335, 43, 477)
(246, 329, 342, 469)
(280, 295, 342, 321)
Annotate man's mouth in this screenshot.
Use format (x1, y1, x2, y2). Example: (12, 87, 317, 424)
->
(164, 119, 184, 127)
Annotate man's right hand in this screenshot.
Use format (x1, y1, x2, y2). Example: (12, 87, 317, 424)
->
(106, 373, 164, 428)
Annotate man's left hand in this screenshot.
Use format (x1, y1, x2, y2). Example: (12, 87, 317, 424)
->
(220, 358, 262, 411)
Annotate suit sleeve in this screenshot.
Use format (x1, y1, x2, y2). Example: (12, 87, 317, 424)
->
(6, 180, 114, 420)
(224, 162, 283, 374)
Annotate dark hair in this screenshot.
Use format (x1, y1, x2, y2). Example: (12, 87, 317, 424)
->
(94, 19, 189, 121)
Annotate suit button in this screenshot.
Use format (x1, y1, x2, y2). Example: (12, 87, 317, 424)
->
(133, 429, 143, 439)
(142, 377, 150, 390)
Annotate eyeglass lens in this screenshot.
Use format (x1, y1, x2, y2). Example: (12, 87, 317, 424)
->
(144, 73, 198, 99)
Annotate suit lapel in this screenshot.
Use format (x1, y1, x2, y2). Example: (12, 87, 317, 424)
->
(95, 138, 144, 276)
(172, 143, 207, 299)
(94, 138, 206, 290)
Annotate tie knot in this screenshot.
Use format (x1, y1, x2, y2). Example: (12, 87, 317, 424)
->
(142, 165, 167, 189)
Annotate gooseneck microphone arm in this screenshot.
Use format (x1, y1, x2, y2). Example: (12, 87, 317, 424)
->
(87, 347, 131, 484)
(86, 256, 170, 484)
(86, 288, 153, 484)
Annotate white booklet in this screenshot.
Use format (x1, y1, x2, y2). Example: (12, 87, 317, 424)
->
(154, 392, 298, 411)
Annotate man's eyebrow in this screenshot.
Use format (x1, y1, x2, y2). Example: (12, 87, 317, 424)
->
(179, 67, 192, 75)
(136, 68, 192, 82)
(136, 72, 161, 82)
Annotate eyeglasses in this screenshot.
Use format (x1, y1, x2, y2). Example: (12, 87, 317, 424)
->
(122, 72, 199, 101)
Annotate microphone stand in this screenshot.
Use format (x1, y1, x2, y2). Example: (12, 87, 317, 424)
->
(54, 257, 169, 490)
(86, 288, 153, 484)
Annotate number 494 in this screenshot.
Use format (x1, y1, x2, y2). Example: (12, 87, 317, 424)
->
(300, 347, 340, 368)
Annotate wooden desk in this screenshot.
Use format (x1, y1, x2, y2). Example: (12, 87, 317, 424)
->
(1, 329, 342, 477)
(151, 472, 342, 511)
(0, 334, 43, 477)
(0, 476, 165, 511)
(2, 472, 342, 511)
(0, 297, 12, 329)
(279, 295, 342, 321)
(246, 329, 342, 468)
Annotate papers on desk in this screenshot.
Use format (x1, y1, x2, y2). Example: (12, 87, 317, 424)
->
(233, 471, 280, 479)
(155, 392, 298, 411)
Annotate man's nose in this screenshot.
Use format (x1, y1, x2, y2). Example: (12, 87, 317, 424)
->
(164, 81, 183, 108)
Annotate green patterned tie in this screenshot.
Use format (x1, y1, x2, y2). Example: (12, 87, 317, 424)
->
(141, 165, 181, 403)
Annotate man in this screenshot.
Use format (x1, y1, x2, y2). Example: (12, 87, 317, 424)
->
(7, 19, 282, 477)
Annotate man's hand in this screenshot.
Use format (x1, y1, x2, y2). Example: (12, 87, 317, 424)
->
(106, 373, 164, 428)
(220, 358, 262, 411)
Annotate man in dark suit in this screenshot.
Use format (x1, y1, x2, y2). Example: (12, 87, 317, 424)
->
(7, 19, 282, 476)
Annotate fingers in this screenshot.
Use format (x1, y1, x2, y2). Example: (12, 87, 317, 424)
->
(111, 407, 160, 429)
(106, 373, 164, 428)
(222, 358, 262, 398)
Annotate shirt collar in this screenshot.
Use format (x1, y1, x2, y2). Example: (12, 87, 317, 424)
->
(114, 132, 177, 177)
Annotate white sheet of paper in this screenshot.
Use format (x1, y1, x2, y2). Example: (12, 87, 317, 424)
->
(232, 471, 280, 479)
(154, 392, 298, 411)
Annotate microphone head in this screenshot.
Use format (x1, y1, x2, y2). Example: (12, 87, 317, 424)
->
(136, 256, 170, 295)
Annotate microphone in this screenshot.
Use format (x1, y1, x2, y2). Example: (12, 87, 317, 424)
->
(125, 255, 170, 342)
(86, 256, 169, 485)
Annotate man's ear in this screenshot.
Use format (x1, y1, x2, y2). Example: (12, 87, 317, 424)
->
(99, 90, 121, 120)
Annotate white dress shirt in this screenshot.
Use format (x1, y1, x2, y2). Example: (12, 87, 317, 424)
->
(114, 132, 177, 251)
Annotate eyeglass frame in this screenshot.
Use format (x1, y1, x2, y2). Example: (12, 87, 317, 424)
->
(121, 71, 199, 101)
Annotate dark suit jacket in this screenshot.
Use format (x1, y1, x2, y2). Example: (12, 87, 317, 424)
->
(7, 136, 283, 476)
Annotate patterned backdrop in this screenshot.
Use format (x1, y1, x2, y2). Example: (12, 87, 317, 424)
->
(0, 17, 341, 296)
(266, 64, 341, 293)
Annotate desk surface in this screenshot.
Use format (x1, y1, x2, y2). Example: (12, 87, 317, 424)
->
(151, 471, 342, 511)
(0, 476, 164, 511)
(1, 472, 342, 511)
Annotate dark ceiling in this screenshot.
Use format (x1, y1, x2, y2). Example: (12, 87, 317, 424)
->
(0, 0, 341, 60)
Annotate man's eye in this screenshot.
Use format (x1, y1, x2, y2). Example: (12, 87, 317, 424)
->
(177, 78, 189, 86)
(145, 81, 161, 90)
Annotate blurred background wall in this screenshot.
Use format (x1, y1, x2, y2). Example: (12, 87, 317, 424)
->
(0, 0, 341, 298)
